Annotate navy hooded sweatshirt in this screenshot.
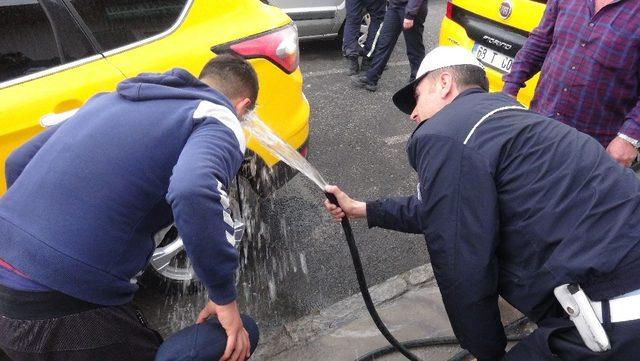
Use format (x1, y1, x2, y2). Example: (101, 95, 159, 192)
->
(0, 69, 245, 306)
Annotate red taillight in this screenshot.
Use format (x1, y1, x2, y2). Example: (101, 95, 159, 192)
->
(213, 24, 300, 74)
(446, 1, 453, 19)
(299, 145, 308, 158)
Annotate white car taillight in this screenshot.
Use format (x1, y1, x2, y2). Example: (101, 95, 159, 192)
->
(212, 24, 300, 74)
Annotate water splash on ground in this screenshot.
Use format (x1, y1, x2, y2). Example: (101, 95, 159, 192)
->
(299, 252, 308, 275)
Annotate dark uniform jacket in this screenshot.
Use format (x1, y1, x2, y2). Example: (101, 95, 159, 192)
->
(367, 88, 640, 360)
(391, 0, 425, 20)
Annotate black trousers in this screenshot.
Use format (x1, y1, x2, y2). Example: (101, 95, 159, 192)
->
(0, 286, 162, 361)
(365, 1, 428, 83)
(0, 285, 259, 361)
(505, 304, 640, 360)
(342, 0, 386, 57)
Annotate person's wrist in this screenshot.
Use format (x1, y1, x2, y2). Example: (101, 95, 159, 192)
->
(617, 132, 640, 148)
(350, 201, 367, 219)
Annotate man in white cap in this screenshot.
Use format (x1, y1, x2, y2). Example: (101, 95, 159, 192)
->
(324, 46, 640, 360)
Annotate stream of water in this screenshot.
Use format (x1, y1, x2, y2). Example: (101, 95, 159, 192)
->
(242, 111, 328, 191)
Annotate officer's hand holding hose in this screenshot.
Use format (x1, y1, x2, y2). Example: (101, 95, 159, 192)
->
(324, 185, 367, 221)
(197, 300, 251, 361)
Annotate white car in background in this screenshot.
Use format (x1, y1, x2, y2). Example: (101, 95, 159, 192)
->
(265, 0, 370, 45)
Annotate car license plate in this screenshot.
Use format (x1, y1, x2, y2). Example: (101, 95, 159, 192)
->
(472, 44, 514, 73)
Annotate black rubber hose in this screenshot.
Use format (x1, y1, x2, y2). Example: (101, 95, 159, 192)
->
(325, 192, 422, 361)
(355, 334, 527, 361)
(355, 337, 464, 361)
(325, 192, 528, 361)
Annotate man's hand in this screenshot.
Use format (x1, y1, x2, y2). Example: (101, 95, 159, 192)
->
(323, 185, 367, 221)
(403, 18, 414, 30)
(197, 300, 250, 361)
(606, 136, 638, 167)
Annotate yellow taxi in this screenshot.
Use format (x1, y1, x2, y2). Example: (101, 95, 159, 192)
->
(439, 0, 546, 105)
(0, 0, 309, 196)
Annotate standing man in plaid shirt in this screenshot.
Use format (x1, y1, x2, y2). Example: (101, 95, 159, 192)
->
(503, 0, 640, 167)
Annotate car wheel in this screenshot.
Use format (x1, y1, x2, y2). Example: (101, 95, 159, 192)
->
(357, 13, 371, 49)
(140, 177, 251, 295)
(140, 225, 201, 294)
(336, 12, 370, 52)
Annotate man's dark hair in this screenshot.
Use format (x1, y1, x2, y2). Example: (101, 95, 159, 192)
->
(429, 64, 489, 92)
(199, 54, 259, 109)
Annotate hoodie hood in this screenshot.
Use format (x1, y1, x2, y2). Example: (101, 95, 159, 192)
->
(116, 68, 236, 114)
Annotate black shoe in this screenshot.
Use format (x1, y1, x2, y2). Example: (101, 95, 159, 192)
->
(351, 75, 378, 92)
(347, 56, 360, 76)
(361, 57, 373, 73)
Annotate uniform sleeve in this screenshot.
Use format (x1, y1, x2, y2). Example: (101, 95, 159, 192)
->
(366, 196, 424, 234)
(5, 125, 60, 189)
(502, 0, 559, 96)
(404, 0, 425, 20)
(416, 135, 506, 361)
(166, 118, 244, 305)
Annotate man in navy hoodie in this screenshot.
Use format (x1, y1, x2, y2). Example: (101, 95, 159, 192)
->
(0, 54, 259, 361)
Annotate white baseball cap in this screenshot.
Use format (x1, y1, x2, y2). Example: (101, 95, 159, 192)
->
(392, 46, 484, 114)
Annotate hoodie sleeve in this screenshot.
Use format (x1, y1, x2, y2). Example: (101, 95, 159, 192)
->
(5, 125, 60, 189)
(166, 113, 245, 305)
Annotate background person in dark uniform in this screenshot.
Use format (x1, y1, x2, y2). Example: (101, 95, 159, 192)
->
(342, 0, 386, 75)
(351, 0, 427, 92)
(326, 46, 640, 360)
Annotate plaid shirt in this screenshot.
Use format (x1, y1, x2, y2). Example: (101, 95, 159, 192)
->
(503, 0, 640, 147)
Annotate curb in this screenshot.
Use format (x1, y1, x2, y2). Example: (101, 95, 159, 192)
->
(253, 263, 435, 360)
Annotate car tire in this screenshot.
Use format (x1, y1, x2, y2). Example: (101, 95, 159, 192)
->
(140, 177, 253, 295)
(335, 13, 370, 52)
(139, 225, 203, 295)
(335, 22, 345, 51)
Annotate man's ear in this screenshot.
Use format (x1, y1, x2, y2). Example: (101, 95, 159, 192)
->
(233, 98, 253, 118)
(438, 72, 454, 99)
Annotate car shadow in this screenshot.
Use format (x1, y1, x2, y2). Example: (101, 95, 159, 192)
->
(299, 40, 343, 62)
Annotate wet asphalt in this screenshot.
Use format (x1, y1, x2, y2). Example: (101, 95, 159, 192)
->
(137, 0, 448, 335)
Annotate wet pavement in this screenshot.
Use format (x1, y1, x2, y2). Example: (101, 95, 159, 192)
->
(252, 264, 534, 361)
